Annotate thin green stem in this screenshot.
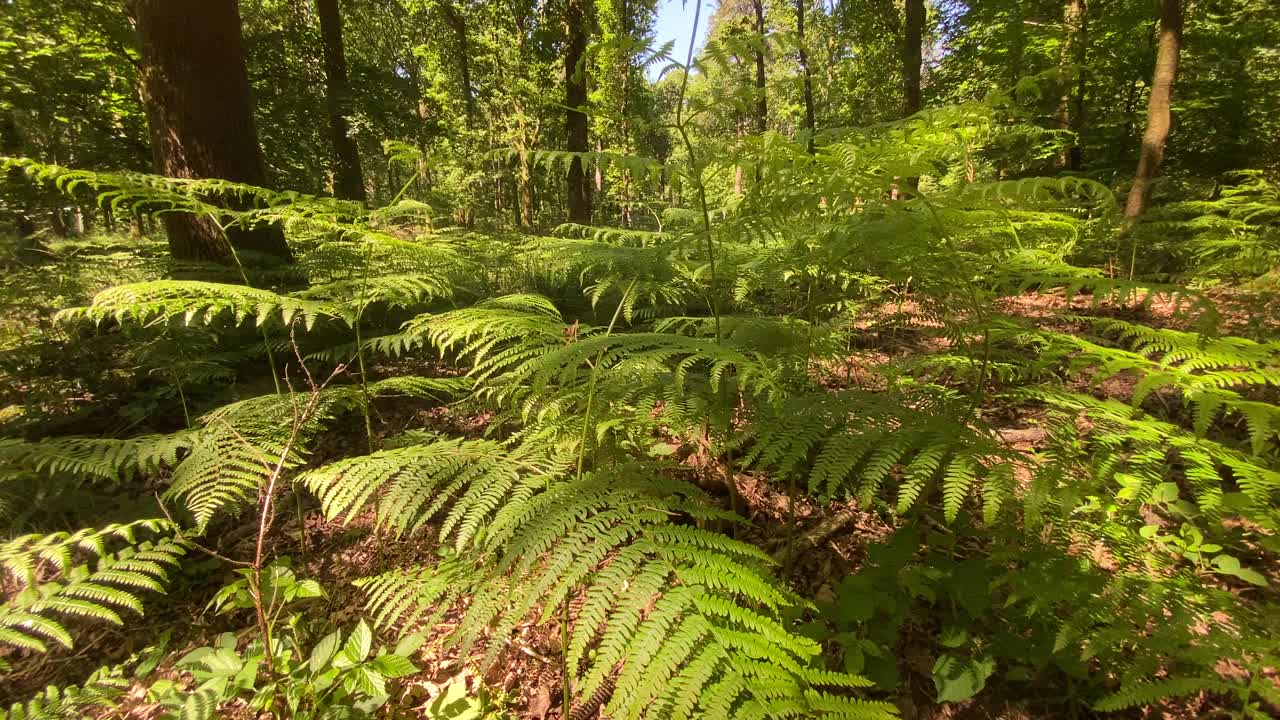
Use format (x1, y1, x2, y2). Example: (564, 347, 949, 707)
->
(354, 238, 377, 451)
(562, 280, 635, 717)
(672, 0, 741, 527)
(175, 376, 191, 429)
(673, 0, 721, 345)
(575, 281, 635, 478)
(216, 217, 283, 395)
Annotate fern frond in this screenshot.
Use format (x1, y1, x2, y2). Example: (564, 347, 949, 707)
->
(0, 524, 184, 654)
(59, 281, 348, 330)
(335, 445, 893, 720)
(1094, 677, 1236, 712)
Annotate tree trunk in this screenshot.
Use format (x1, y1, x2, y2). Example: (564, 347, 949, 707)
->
(439, 2, 476, 127)
(1055, 0, 1087, 170)
(796, 0, 816, 152)
(564, 0, 592, 224)
(1124, 0, 1183, 221)
(751, 0, 768, 134)
(316, 0, 366, 201)
(902, 0, 925, 116)
(129, 0, 292, 265)
(0, 113, 37, 245)
(518, 152, 535, 227)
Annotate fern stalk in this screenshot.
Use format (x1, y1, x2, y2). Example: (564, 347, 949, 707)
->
(673, 0, 720, 346)
(354, 238, 377, 451)
(351, 169, 422, 452)
(214, 216, 284, 395)
(673, 2, 744, 524)
(561, 280, 636, 716)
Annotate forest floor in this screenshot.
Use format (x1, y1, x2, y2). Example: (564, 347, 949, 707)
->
(8, 287, 1278, 720)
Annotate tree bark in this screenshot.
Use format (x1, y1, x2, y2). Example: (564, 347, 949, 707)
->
(751, 0, 768, 134)
(129, 0, 292, 265)
(1124, 0, 1183, 221)
(1055, 0, 1087, 170)
(316, 0, 366, 201)
(902, 0, 925, 117)
(564, 0, 592, 224)
(796, 0, 816, 152)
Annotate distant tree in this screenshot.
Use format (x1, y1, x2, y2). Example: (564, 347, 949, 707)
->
(796, 0, 816, 151)
(316, 0, 366, 201)
(751, 0, 768, 133)
(437, 0, 476, 127)
(565, 0, 592, 224)
(1055, 0, 1087, 170)
(1, 113, 36, 243)
(128, 0, 292, 264)
(901, 0, 925, 116)
(1125, 0, 1184, 222)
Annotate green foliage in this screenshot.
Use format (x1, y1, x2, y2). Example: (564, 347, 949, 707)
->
(0, 519, 185, 654)
(317, 441, 894, 719)
(742, 388, 1020, 522)
(154, 620, 419, 720)
(0, 661, 129, 720)
(5, 44, 1280, 719)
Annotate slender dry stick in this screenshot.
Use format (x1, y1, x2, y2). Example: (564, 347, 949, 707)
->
(244, 336, 344, 676)
(154, 493, 250, 567)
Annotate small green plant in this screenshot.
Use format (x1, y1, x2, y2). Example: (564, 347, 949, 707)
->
(149, 620, 420, 720)
(426, 679, 515, 720)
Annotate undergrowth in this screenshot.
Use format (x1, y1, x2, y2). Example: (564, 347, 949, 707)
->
(1, 96, 1278, 720)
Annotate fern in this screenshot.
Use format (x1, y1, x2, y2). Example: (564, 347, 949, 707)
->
(1045, 317, 1280, 454)
(0, 433, 194, 485)
(0, 520, 185, 654)
(742, 389, 1021, 520)
(0, 663, 128, 720)
(308, 438, 895, 719)
(59, 280, 349, 330)
(1093, 677, 1236, 712)
(167, 376, 464, 529)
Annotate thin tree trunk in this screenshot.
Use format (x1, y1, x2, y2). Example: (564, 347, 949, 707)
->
(796, 0, 816, 152)
(564, 0, 592, 224)
(316, 0, 366, 201)
(129, 0, 292, 265)
(751, 0, 768, 134)
(439, 1, 476, 127)
(902, 0, 925, 117)
(1055, 0, 1087, 170)
(519, 152, 535, 226)
(1124, 0, 1183, 222)
(0, 113, 36, 245)
(734, 118, 745, 195)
